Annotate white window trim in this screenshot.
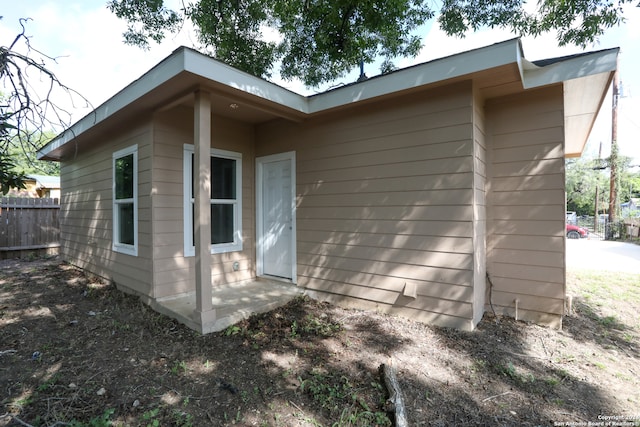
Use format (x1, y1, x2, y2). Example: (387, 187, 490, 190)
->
(112, 144, 138, 256)
(183, 144, 243, 257)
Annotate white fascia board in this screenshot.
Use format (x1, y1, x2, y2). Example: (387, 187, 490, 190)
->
(182, 49, 308, 114)
(521, 49, 618, 89)
(39, 39, 617, 161)
(38, 48, 308, 160)
(40, 40, 522, 160)
(307, 39, 521, 113)
(38, 50, 188, 160)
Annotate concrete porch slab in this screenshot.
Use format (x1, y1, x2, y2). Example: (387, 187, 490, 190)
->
(151, 279, 304, 334)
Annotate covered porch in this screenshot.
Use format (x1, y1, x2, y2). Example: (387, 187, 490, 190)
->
(181, 86, 301, 334)
(151, 278, 303, 334)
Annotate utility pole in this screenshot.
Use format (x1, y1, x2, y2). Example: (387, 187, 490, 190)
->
(594, 141, 603, 231)
(608, 68, 619, 223)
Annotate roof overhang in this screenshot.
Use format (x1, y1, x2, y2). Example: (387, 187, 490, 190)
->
(38, 39, 618, 161)
(520, 49, 618, 157)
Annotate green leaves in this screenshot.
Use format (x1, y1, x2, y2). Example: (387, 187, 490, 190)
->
(565, 157, 607, 216)
(1, 111, 25, 194)
(0, 154, 27, 195)
(107, 0, 182, 49)
(108, 0, 633, 86)
(190, 0, 279, 79)
(438, 0, 629, 47)
(109, 0, 435, 86)
(274, 0, 433, 86)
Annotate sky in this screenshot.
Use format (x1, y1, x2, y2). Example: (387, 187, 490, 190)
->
(1, 1, 639, 163)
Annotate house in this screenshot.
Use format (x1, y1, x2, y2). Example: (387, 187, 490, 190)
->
(38, 39, 617, 333)
(6, 174, 60, 199)
(621, 198, 640, 218)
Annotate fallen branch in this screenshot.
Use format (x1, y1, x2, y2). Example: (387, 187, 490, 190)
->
(539, 337, 550, 357)
(507, 351, 548, 360)
(9, 417, 34, 427)
(289, 400, 304, 412)
(0, 349, 17, 356)
(11, 416, 71, 427)
(380, 358, 408, 427)
(9, 416, 71, 427)
(482, 391, 512, 402)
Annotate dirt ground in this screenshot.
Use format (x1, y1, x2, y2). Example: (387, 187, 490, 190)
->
(1, 256, 639, 427)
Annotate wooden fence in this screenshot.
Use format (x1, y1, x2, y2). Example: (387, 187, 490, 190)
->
(623, 218, 640, 238)
(0, 197, 60, 259)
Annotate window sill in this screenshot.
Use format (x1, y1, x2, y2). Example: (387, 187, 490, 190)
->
(112, 244, 138, 257)
(184, 243, 243, 257)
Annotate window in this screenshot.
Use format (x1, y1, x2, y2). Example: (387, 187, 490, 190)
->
(112, 145, 138, 256)
(183, 145, 242, 256)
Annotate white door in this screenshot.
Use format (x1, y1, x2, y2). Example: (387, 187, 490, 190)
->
(257, 153, 296, 280)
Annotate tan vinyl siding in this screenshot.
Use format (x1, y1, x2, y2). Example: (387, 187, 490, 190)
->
(257, 81, 477, 329)
(59, 122, 153, 296)
(151, 107, 256, 299)
(486, 85, 565, 327)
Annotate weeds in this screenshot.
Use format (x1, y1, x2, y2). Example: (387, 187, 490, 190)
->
(225, 324, 242, 336)
(544, 377, 560, 386)
(37, 374, 60, 392)
(111, 319, 131, 331)
(142, 408, 160, 427)
(172, 409, 194, 427)
(498, 361, 535, 384)
(471, 359, 487, 372)
(170, 360, 188, 375)
(300, 314, 341, 337)
(299, 371, 351, 408)
(298, 370, 391, 426)
(68, 408, 115, 427)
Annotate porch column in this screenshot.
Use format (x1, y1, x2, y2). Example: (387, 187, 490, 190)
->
(193, 90, 216, 327)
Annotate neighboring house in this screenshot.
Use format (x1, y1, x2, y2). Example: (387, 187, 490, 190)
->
(38, 39, 617, 333)
(621, 198, 640, 218)
(6, 174, 60, 199)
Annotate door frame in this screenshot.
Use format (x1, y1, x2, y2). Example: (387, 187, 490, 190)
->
(256, 151, 297, 283)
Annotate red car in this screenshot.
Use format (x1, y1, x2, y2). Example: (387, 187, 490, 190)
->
(566, 223, 588, 239)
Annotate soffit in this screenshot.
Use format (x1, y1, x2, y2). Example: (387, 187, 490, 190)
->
(563, 72, 614, 157)
(520, 48, 618, 158)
